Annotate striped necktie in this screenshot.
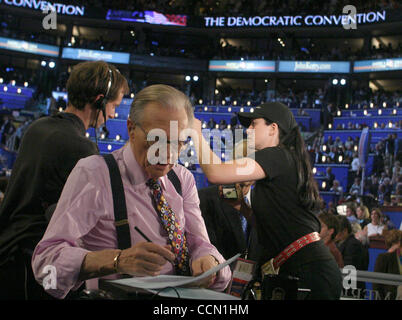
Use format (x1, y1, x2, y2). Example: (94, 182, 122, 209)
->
(146, 178, 190, 275)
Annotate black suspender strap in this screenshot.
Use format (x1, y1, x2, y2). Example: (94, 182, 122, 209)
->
(102, 154, 131, 250)
(167, 169, 182, 197)
(102, 154, 183, 250)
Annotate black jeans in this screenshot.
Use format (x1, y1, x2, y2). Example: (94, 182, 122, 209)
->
(279, 258, 343, 300)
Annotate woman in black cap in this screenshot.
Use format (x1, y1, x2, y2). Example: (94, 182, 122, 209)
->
(191, 102, 342, 300)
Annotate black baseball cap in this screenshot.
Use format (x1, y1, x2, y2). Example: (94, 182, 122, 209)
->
(237, 102, 298, 134)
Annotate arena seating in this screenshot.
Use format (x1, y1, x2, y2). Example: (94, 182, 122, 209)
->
(0, 85, 33, 110)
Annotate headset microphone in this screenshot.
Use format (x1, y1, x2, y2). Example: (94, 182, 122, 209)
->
(93, 68, 113, 149)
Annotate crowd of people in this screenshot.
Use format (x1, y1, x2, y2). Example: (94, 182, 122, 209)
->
(308, 126, 401, 202)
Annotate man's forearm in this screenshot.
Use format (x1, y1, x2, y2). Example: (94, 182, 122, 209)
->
(78, 249, 121, 281)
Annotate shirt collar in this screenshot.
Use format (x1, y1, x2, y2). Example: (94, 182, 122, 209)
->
(122, 143, 167, 191)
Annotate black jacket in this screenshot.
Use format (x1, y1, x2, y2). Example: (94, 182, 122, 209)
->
(373, 251, 400, 300)
(198, 185, 262, 266)
(0, 112, 98, 265)
(338, 234, 369, 271)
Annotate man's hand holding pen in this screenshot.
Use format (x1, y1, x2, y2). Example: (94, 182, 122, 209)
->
(114, 226, 219, 288)
(116, 242, 175, 277)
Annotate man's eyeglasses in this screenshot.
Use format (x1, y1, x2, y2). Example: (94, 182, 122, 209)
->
(136, 123, 191, 150)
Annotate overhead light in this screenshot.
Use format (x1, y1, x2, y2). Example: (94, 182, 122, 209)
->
(340, 78, 346, 85)
(328, 123, 332, 129)
(240, 108, 244, 112)
(247, 101, 251, 106)
(185, 75, 191, 82)
(198, 99, 203, 104)
(345, 104, 349, 109)
(0, 78, 3, 83)
(41, 60, 47, 67)
(374, 122, 378, 128)
(215, 89, 219, 95)
(17, 88, 21, 94)
(116, 135, 121, 141)
(193, 75, 199, 81)
(363, 110, 368, 115)
(107, 144, 112, 151)
(3, 86, 8, 92)
(222, 100, 226, 105)
(11, 80, 16, 86)
(312, 167, 317, 174)
(233, 101, 237, 106)
(378, 109, 382, 115)
(114, 112, 118, 118)
(393, 109, 397, 114)
(382, 102, 386, 108)
(130, 93, 135, 98)
(332, 79, 338, 85)
(204, 106, 208, 111)
(250, 108, 254, 113)
(85, 132, 90, 138)
(370, 102, 374, 108)
(228, 107, 232, 112)
(49, 61, 56, 69)
(24, 81, 28, 87)
(337, 110, 341, 116)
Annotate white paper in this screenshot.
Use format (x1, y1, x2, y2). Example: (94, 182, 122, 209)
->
(147, 287, 241, 300)
(109, 253, 240, 290)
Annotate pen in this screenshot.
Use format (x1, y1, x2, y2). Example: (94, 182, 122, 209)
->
(134, 226, 152, 242)
(135, 226, 176, 267)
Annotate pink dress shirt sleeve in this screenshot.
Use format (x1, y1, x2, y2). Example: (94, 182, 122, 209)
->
(32, 158, 107, 299)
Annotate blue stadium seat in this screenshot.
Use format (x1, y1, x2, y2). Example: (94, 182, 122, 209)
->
(97, 141, 126, 153)
(105, 119, 129, 141)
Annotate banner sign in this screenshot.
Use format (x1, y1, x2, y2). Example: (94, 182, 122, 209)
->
(209, 60, 275, 72)
(62, 48, 130, 64)
(131, 54, 207, 71)
(358, 127, 371, 167)
(0, 0, 85, 16)
(106, 9, 187, 26)
(353, 58, 402, 72)
(204, 10, 386, 27)
(0, 36, 59, 56)
(278, 61, 350, 73)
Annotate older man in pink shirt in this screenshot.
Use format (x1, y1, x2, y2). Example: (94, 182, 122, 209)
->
(32, 84, 231, 299)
